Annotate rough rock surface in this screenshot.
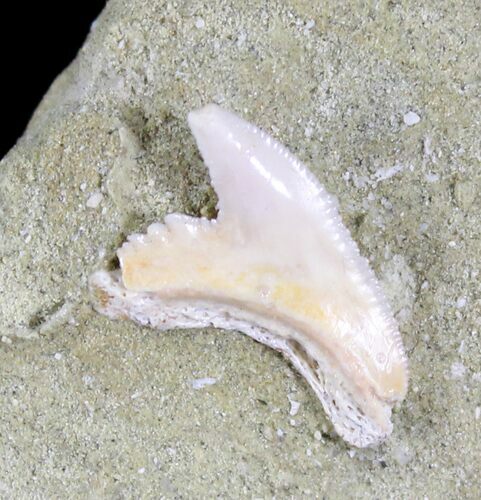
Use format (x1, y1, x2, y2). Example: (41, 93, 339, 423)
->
(0, 0, 479, 496)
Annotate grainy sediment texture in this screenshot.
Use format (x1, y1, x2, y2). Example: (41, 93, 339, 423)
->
(0, 0, 479, 497)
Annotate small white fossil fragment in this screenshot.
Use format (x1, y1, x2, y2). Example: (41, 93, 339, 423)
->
(450, 362, 466, 379)
(90, 104, 408, 448)
(195, 18, 205, 29)
(191, 377, 218, 390)
(288, 395, 301, 416)
(86, 191, 103, 209)
(403, 111, 421, 126)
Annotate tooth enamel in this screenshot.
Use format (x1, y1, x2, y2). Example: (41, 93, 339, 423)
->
(89, 104, 408, 448)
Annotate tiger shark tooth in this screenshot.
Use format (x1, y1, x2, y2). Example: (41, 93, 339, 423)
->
(89, 104, 408, 448)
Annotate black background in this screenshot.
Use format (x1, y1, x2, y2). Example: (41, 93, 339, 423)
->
(1, 2, 106, 159)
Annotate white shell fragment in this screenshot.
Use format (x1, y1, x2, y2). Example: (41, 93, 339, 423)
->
(403, 111, 421, 126)
(90, 104, 408, 448)
(86, 191, 103, 209)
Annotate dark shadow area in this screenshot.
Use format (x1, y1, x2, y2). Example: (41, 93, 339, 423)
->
(0, 2, 106, 159)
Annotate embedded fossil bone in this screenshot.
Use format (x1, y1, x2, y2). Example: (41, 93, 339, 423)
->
(90, 104, 408, 448)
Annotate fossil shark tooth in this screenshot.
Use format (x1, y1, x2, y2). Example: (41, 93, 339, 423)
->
(89, 104, 408, 448)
